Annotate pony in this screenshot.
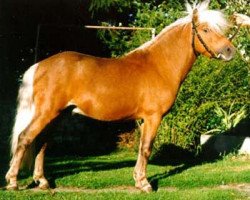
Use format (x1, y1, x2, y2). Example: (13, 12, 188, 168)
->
(6, 0, 235, 193)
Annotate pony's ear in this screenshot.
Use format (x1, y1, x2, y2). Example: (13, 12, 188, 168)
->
(199, 0, 210, 11)
(192, 8, 199, 24)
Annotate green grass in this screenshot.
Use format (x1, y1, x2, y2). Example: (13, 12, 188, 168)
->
(0, 189, 246, 200)
(1, 150, 250, 199)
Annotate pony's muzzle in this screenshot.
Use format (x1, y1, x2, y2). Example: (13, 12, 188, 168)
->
(217, 45, 236, 61)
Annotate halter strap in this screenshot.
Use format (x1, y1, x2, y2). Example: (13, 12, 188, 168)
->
(191, 20, 219, 59)
(228, 24, 241, 41)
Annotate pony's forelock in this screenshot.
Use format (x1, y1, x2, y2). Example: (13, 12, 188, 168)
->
(186, 0, 230, 33)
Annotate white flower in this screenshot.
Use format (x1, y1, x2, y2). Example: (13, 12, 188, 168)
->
(240, 49, 246, 55)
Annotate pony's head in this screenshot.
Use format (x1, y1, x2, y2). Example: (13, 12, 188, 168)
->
(187, 0, 235, 61)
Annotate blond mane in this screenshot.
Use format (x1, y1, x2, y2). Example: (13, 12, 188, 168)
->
(129, 0, 230, 53)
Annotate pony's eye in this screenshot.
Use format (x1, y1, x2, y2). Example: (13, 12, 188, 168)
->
(203, 28, 209, 33)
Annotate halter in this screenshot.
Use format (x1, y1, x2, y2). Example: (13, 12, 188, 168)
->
(228, 24, 242, 41)
(191, 19, 219, 59)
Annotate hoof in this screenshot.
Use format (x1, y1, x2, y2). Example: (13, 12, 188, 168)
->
(134, 173, 153, 193)
(141, 184, 153, 193)
(6, 184, 18, 191)
(136, 182, 153, 193)
(33, 176, 50, 190)
(38, 179, 50, 190)
(39, 182, 50, 190)
(5, 173, 18, 191)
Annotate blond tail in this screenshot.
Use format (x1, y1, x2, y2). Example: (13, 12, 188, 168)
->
(10, 63, 38, 169)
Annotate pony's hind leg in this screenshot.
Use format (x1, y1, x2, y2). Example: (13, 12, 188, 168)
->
(33, 142, 49, 189)
(5, 112, 58, 190)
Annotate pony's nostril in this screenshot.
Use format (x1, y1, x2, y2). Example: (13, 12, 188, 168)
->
(218, 46, 236, 60)
(222, 46, 235, 56)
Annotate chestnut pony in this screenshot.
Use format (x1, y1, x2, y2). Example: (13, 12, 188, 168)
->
(6, 0, 235, 192)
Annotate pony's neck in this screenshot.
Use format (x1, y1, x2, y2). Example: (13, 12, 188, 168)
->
(127, 22, 196, 83)
(148, 22, 196, 82)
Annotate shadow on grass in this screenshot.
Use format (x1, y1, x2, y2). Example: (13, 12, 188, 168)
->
(149, 143, 198, 191)
(43, 158, 136, 189)
(149, 118, 250, 191)
(38, 137, 242, 190)
(2, 111, 249, 191)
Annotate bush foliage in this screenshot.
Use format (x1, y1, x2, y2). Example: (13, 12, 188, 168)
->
(154, 54, 249, 151)
(95, 0, 249, 152)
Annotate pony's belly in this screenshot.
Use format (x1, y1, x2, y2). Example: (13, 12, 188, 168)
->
(70, 100, 137, 121)
(91, 105, 136, 121)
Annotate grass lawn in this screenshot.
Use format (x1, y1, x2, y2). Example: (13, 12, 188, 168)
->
(0, 150, 250, 199)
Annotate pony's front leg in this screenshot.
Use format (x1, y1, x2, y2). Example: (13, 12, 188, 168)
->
(134, 114, 161, 193)
(33, 142, 49, 189)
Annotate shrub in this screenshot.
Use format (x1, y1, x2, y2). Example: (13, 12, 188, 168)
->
(154, 54, 249, 152)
